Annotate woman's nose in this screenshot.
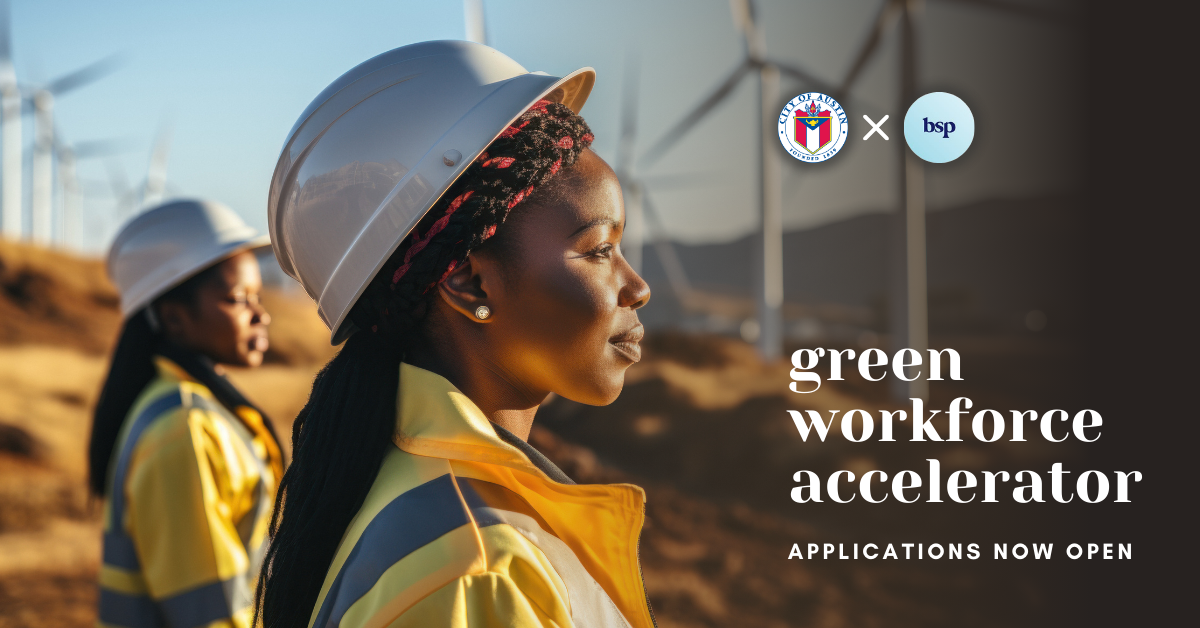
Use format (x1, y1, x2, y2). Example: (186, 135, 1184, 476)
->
(254, 304, 271, 326)
(618, 261, 651, 310)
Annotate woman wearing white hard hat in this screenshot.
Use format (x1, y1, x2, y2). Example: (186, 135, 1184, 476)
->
(259, 41, 654, 628)
(90, 199, 283, 628)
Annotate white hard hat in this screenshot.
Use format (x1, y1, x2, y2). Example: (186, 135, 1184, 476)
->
(107, 199, 271, 318)
(268, 40, 595, 344)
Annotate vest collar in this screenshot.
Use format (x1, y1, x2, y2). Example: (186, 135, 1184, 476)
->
(392, 362, 553, 481)
(153, 355, 196, 383)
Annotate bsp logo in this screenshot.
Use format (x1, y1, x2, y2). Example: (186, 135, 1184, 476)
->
(778, 92, 848, 163)
(923, 118, 956, 139)
(903, 92, 974, 163)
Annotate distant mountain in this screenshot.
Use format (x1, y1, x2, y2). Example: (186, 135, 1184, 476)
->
(636, 196, 1084, 336)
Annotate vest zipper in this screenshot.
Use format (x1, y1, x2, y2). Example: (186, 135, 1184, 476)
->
(637, 503, 658, 628)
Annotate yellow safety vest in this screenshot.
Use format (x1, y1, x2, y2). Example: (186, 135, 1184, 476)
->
(308, 363, 655, 628)
(98, 357, 281, 628)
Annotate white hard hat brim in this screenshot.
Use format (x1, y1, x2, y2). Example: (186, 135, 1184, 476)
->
(117, 234, 271, 318)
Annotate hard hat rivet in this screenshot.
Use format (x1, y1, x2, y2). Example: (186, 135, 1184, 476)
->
(442, 150, 462, 167)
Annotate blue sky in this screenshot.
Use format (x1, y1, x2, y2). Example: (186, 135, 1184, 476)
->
(9, 0, 1081, 253)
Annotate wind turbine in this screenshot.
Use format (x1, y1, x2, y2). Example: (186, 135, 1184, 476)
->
(0, 0, 19, 240)
(837, 0, 1068, 400)
(613, 54, 697, 306)
(52, 128, 128, 250)
(106, 120, 175, 221)
(638, 0, 841, 360)
(25, 55, 120, 245)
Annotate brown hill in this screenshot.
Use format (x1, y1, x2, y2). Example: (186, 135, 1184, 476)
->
(0, 240, 122, 353)
(0, 239, 335, 366)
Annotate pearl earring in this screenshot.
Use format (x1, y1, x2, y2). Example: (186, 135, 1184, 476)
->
(475, 306, 491, 320)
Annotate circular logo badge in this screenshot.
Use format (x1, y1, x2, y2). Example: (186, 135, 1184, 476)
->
(903, 92, 975, 163)
(778, 92, 848, 163)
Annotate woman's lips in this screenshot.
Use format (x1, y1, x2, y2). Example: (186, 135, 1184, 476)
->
(249, 334, 269, 353)
(609, 325, 644, 363)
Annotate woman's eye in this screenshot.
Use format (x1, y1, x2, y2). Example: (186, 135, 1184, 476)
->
(225, 293, 261, 306)
(590, 244, 615, 259)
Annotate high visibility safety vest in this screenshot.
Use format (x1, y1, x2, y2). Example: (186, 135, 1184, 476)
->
(308, 363, 656, 628)
(98, 357, 281, 628)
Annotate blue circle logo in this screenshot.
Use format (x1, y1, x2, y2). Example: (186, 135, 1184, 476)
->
(903, 92, 974, 163)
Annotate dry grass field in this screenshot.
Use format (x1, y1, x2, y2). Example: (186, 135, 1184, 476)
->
(0, 239, 1086, 627)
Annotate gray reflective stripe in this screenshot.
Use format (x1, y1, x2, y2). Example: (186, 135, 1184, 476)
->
(99, 575, 251, 628)
(104, 391, 183, 571)
(98, 587, 165, 628)
(160, 577, 250, 628)
(102, 531, 141, 571)
(458, 479, 634, 628)
(311, 474, 471, 628)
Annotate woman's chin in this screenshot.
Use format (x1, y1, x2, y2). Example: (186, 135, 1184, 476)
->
(587, 376, 628, 406)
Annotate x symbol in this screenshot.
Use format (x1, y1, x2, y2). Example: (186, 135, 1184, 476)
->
(863, 114, 889, 140)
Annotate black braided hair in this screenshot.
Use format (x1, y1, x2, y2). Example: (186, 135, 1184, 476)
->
(258, 100, 593, 628)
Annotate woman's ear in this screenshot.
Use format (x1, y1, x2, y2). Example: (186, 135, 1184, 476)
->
(435, 255, 496, 323)
(156, 301, 192, 342)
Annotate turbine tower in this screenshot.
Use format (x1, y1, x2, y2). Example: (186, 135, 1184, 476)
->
(0, 1, 19, 240)
(464, 0, 487, 45)
(615, 54, 645, 274)
(26, 55, 120, 245)
(140, 120, 172, 208)
(837, 0, 1068, 399)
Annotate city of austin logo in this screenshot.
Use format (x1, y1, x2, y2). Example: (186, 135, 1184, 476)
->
(778, 92, 848, 163)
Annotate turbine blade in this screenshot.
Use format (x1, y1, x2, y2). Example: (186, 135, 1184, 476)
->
(46, 54, 122, 97)
(72, 138, 133, 159)
(933, 0, 1072, 24)
(768, 59, 839, 95)
(640, 172, 722, 189)
(838, 0, 901, 98)
(639, 60, 752, 169)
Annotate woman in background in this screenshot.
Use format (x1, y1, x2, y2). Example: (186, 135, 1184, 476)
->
(260, 41, 655, 628)
(89, 199, 282, 628)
